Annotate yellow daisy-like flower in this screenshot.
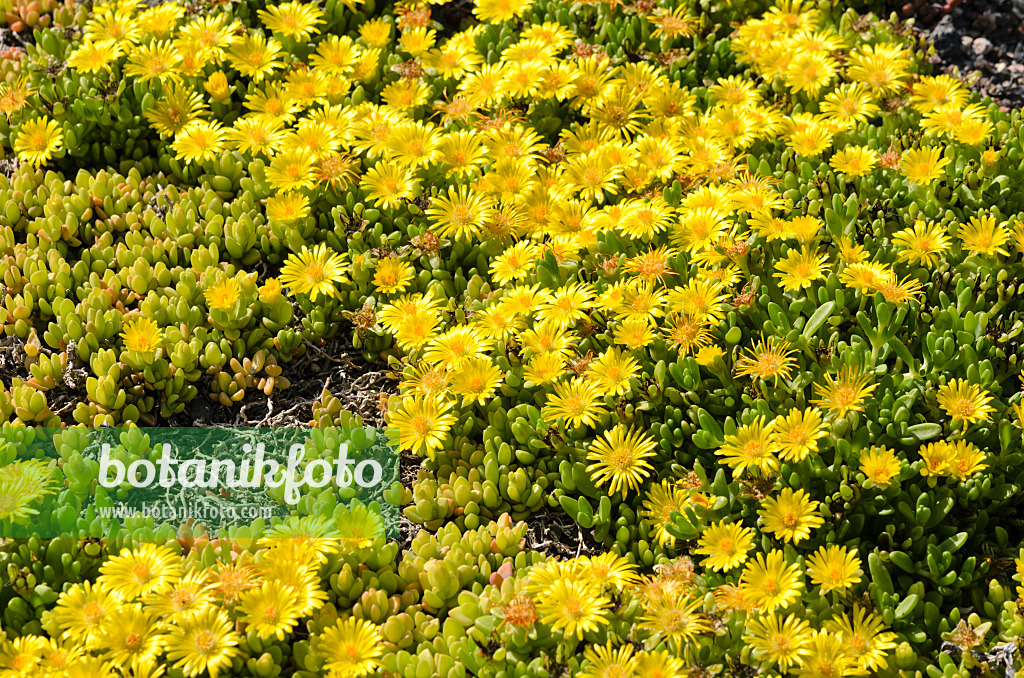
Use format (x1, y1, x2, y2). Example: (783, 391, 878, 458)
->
(744, 612, 813, 673)
(695, 520, 755, 572)
(49, 581, 122, 648)
(258, 1, 323, 41)
(173, 121, 227, 165)
(899, 146, 949, 185)
(822, 607, 898, 672)
(474, 0, 534, 23)
(806, 545, 862, 593)
(829, 146, 877, 177)
(227, 32, 283, 82)
(120, 317, 164, 356)
(237, 581, 302, 641)
(95, 603, 164, 668)
(205, 278, 241, 310)
(279, 243, 350, 301)
(585, 424, 657, 496)
(164, 606, 241, 678)
(767, 407, 826, 462)
(387, 396, 456, 460)
(774, 246, 828, 291)
(858, 445, 901, 487)
(740, 550, 804, 613)
(372, 257, 415, 295)
(543, 377, 607, 429)
(735, 335, 797, 385)
(919, 441, 953, 477)
(640, 480, 693, 548)
(14, 117, 63, 168)
(536, 578, 611, 639)
(936, 378, 996, 429)
(316, 617, 384, 677)
(98, 543, 182, 600)
(265, 192, 309, 222)
(67, 38, 122, 73)
(893, 220, 951, 267)
(716, 416, 778, 477)
(637, 590, 712, 651)
(124, 40, 181, 83)
(945, 440, 987, 480)
(758, 488, 824, 544)
(810, 365, 878, 419)
(958, 214, 1010, 257)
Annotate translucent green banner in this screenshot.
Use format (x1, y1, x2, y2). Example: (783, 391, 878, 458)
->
(0, 427, 400, 541)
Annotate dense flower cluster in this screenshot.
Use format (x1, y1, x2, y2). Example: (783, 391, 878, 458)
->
(0, 0, 1022, 675)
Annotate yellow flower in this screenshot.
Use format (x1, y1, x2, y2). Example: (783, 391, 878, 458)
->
(806, 545, 862, 593)
(49, 581, 122, 647)
(760, 488, 824, 543)
(237, 581, 302, 641)
(822, 607, 898, 672)
(535, 578, 611, 638)
(67, 39, 122, 73)
(164, 606, 241, 678)
(580, 643, 638, 678)
(585, 424, 657, 496)
(205, 278, 241, 310)
(98, 543, 182, 600)
(735, 335, 797, 385)
(810, 365, 877, 419)
(716, 416, 778, 477)
(258, 1, 323, 41)
(387, 396, 456, 459)
(543, 377, 607, 429)
(279, 243, 350, 301)
(95, 604, 164, 668)
(919, 441, 953, 477)
(695, 520, 755, 572)
(859, 446, 901, 486)
(640, 481, 691, 547)
(899, 147, 949, 184)
(958, 214, 1010, 257)
(774, 246, 828, 291)
(266, 192, 309, 222)
(227, 32, 283, 82)
(204, 71, 233, 102)
(744, 613, 813, 672)
(124, 40, 181, 82)
(474, 0, 534, 23)
(637, 590, 711, 651)
(936, 378, 996, 429)
(316, 618, 384, 677)
(740, 550, 804, 613)
(372, 257, 414, 294)
(767, 407, 826, 462)
(829, 146, 877, 176)
(120, 317, 163, 354)
(893, 220, 950, 267)
(946, 440, 987, 480)
(173, 121, 227, 165)
(14, 117, 63, 167)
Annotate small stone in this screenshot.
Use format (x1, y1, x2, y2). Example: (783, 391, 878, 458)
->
(960, 35, 974, 50)
(930, 15, 961, 53)
(996, 62, 1007, 73)
(972, 37, 993, 56)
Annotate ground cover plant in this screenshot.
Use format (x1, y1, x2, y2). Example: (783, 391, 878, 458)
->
(0, 0, 1023, 675)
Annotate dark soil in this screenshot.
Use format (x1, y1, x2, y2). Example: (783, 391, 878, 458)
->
(896, 0, 1024, 110)
(524, 506, 602, 558)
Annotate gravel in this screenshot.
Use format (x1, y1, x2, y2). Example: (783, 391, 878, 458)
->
(897, 0, 1024, 110)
